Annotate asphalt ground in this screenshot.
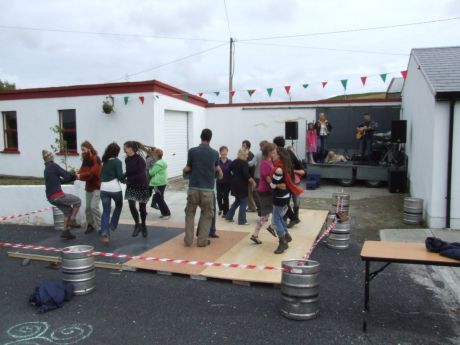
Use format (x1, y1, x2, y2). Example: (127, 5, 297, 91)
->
(1, 224, 459, 345)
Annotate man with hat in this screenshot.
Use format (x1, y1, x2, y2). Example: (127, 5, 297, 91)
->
(43, 149, 82, 240)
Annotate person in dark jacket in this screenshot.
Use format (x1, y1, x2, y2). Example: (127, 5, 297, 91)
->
(225, 149, 256, 225)
(42, 149, 81, 240)
(242, 140, 257, 212)
(216, 145, 232, 217)
(123, 141, 150, 238)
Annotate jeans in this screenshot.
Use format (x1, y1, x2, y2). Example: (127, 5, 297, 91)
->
(360, 138, 373, 160)
(318, 136, 328, 163)
(216, 183, 231, 215)
(184, 189, 214, 246)
(273, 205, 288, 237)
(153, 185, 171, 216)
(100, 191, 123, 236)
(225, 196, 248, 225)
(86, 190, 101, 229)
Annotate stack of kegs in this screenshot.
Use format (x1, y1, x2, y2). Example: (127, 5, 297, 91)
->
(280, 260, 320, 320)
(326, 192, 351, 250)
(61, 245, 96, 295)
(403, 197, 423, 224)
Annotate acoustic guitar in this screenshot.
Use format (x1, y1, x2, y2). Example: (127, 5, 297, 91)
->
(356, 126, 368, 140)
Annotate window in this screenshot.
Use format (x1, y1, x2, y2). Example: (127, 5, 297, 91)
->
(58, 109, 77, 153)
(2, 111, 18, 151)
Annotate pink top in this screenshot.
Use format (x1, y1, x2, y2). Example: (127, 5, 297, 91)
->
(307, 130, 318, 152)
(258, 159, 274, 192)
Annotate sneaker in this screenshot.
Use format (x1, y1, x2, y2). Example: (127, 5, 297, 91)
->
(61, 229, 76, 240)
(238, 222, 250, 225)
(209, 233, 220, 238)
(266, 225, 277, 237)
(101, 235, 109, 245)
(160, 215, 170, 220)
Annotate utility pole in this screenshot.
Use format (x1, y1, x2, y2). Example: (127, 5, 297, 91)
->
(228, 37, 234, 104)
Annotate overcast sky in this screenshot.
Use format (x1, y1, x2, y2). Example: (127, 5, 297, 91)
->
(0, 0, 459, 103)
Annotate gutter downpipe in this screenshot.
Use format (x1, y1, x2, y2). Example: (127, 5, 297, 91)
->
(446, 99, 455, 229)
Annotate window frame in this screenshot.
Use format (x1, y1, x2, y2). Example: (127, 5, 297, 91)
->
(2, 111, 19, 153)
(58, 109, 78, 155)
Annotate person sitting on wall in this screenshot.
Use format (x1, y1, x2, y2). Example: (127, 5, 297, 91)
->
(42, 149, 81, 240)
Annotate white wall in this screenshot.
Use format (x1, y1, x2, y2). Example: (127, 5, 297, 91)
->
(206, 106, 316, 160)
(402, 56, 460, 228)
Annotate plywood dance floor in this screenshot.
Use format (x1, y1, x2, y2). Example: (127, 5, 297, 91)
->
(125, 209, 328, 284)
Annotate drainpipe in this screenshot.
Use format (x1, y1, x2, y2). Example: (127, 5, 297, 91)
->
(446, 99, 455, 229)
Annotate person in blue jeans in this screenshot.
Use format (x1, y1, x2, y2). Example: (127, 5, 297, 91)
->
(99, 142, 124, 244)
(225, 149, 256, 225)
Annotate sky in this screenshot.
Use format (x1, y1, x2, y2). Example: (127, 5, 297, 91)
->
(0, 0, 459, 103)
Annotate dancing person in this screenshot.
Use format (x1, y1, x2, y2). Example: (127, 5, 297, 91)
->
(149, 148, 171, 219)
(145, 146, 159, 210)
(216, 146, 232, 217)
(356, 113, 378, 161)
(271, 147, 303, 254)
(124, 141, 150, 238)
(225, 149, 256, 225)
(77, 141, 102, 235)
(306, 122, 318, 164)
(99, 142, 124, 244)
(248, 140, 268, 216)
(242, 140, 257, 212)
(315, 113, 332, 163)
(42, 149, 81, 240)
(250, 142, 276, 244)
(183, 129, 222, 247)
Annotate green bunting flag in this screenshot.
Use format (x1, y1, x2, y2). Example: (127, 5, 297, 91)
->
(341, 79, 348, 90)
(247, 89, 256, 97)
(302, 84, 309, 89)
(214, 91, 220, 96)
(380, 73, 387, 83)
(182, 93, 189, 100)
(266, 88, 273, 97)
(124, 96, 129, 105)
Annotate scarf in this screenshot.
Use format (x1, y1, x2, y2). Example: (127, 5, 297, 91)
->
(273, 160, 303, 196)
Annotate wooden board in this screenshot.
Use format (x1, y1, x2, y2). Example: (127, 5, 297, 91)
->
(124, 230, 248, 275)
(361, 241, 460, 265)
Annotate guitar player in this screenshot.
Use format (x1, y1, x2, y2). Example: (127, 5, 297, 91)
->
(356, 113, 378, 161)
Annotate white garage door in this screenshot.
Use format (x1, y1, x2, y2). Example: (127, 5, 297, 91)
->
(164, 110, 189, 178)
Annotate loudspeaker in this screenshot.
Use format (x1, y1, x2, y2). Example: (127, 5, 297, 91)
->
(285, 121, 298, 140)
(391, 120, 407, 143)
(388, 169, 407, 193)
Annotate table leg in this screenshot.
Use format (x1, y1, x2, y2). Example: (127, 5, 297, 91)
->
(363, 260, 370, 332)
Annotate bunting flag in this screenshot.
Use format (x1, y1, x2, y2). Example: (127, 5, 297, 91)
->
(230, 90, 235, 97)
(321, 81, 328, 88)
(214, 91, 220, 96)
(302, 84, 309, 89)
(198, 92, 203, 97)
(124, 96, 129, 105)
(182, 93, 189, 100)
(401, 70, 408, 79)
(284, 85, 291, 94)
(266, 88, 273, 97)
(247, 89, 256, 97)
(340, 79, 348, 90)
(139, 96, 144, 104)
(360, 76, 367, 86)
(380, 73, 387, 83)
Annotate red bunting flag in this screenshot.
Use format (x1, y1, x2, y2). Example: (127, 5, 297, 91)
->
(139, 96, 144, 104)
(321, 81, 328, 88)
(284, 85, 291, 94)
(198, 92, 203, 97)
(230, 90, 235, 97)
(360, 76, 367, 86)
(401, 70, 408, 79)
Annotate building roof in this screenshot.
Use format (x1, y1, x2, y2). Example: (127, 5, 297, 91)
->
(411, 46, 460, 100)
(0, 80, 208, 107)
(386, 77, 404, 94)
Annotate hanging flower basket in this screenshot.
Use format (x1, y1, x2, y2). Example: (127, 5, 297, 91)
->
(102, 95, 114, 114)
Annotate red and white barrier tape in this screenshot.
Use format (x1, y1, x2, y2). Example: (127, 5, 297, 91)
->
(0, 207, 54, 222)
(0, 241, 283, 272)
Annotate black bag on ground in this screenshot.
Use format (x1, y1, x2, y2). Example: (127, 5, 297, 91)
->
(29, 280, 74, 313)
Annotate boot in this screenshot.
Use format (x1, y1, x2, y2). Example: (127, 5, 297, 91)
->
(67, 218, 81, 228)
(274, 236, 288, 254)
(141, 224, 148, 238)
(61, 229, 76, 240)
(85, 224, 95, 234)
(285, 232, 292, 243)
(132, 224, 141, 237)
(294, 206, 300, 221)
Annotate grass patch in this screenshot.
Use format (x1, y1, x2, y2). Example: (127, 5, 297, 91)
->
(0, 176, 45, 185)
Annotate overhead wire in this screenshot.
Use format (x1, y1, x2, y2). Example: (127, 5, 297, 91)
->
(223, 0, 232, 38)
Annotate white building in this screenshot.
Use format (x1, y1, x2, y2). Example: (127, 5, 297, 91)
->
(401, 46, 460, 229)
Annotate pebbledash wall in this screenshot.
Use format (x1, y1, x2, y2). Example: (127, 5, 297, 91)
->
(402, 55, 460, 229)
